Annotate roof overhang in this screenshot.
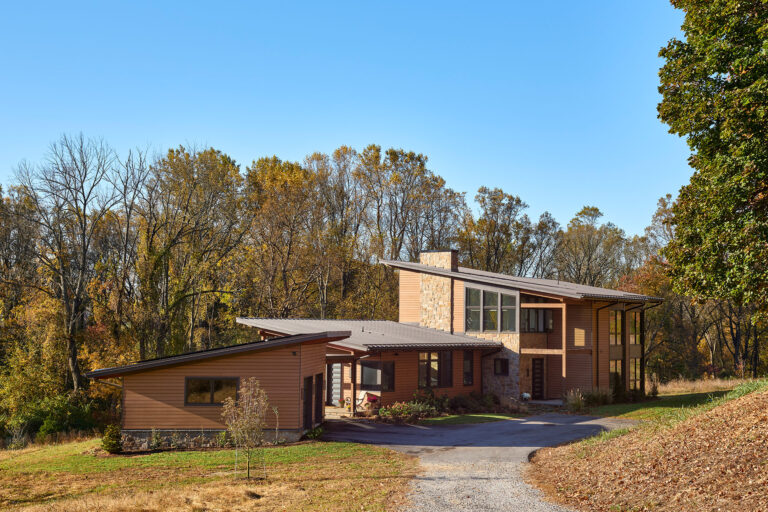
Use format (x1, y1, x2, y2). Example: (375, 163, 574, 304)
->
(85, 331, 351, 379)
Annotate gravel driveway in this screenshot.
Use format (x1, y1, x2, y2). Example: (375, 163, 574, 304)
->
(323, 413, 634, 512)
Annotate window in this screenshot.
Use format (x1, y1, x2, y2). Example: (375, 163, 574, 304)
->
(629, 358, 641, 391)
(483, 291, 498, 331)
(520, 309, 554, 333)
(463, 350, 474, 386)
(628, 311, 640, 345)
(418, 351, 452, 388)
(494, 358, 509, 376)
(360, 361, 395, 392)
(185, 377, 238, 406)
(465, 287, 517, 333)
(609, 360, 623, 390)
(609, 310, 622, 345)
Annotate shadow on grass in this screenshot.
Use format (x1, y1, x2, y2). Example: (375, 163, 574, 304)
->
(588, 390, 730, 420)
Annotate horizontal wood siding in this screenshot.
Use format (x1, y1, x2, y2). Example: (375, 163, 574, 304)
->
(123, 346, 302, 430)
(452, 279, 465, 333)
(399, 270, 421, 323)
(301, 342, 328, 425)
(565, 304, 593, 392)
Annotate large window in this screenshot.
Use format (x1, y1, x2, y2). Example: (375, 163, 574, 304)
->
(609, 310, 622, 345)
(628, 311, 640, 345)
(463, 350, 474, 386)
(185, 377, 238, 406)
(418, 351, 452, 388)
(520, 309, 554, 333)
(360, 361, 395, 392)
(465, 288, 517, 333)
(629, 358, 641, 391)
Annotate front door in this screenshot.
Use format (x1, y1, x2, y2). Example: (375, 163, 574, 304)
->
(303, 376, 313, 430)
(531, 358, 544, 400)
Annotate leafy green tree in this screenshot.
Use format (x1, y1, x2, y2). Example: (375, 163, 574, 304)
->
(659, 0, 768, 306)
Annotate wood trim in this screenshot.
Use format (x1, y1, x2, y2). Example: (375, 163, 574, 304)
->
(520, 348, 564, 355)
(567, 348, 593, 355)
(520, 303, 566, 309)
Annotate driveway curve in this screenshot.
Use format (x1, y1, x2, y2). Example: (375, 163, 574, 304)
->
(323, 413, 634, 512)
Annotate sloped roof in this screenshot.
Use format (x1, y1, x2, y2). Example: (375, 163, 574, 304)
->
(381, 260, 663, 302)
(85, 331, 350, 379)
(236, 318, 503, 352)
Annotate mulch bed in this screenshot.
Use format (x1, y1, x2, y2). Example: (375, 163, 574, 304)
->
(528, 390, 768, 511)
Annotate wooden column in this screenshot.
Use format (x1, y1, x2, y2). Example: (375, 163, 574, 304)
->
(351, 359, 357, 416)
(561, 303, 567, 380)
(640, 308, 646, 395)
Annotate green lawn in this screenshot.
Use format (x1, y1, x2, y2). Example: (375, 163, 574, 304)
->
(0, 439, 417, 511)
(419, 413, 520, 425)
(586, 390, 731, 422)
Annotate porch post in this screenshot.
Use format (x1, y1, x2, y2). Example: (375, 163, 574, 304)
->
(640, 308, 646, 395)
(561, 303, 567, 383)
(351, 359, 357, 416)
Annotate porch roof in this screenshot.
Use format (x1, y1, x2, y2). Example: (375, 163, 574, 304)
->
(236, 318, 503, 353)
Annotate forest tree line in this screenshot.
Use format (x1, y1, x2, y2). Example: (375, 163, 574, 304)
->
(0, 134, 766, 435)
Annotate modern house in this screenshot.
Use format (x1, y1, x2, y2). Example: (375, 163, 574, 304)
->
(87, 250, 661, 443)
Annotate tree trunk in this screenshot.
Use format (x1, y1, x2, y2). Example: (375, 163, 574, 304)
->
(67, 335, 84, 392)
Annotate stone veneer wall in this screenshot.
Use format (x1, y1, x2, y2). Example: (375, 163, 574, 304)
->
(419, 272, 453, 332)
(418, 251, 457, 332)
(121, 429, 301, 451)
(467, 331, 520, 405)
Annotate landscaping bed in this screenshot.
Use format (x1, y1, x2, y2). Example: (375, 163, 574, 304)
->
(0, 438, 418, 511)
(528, 380, 768, 511)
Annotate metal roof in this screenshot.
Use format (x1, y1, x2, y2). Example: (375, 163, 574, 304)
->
(380, 260, 663, 303)
(85, 331, 351, 379)
(236, 318, 503, 352)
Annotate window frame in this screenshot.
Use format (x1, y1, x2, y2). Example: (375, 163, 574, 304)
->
(463, 350, 474, 386)
(184, 376, 239, 407)
(465, 285, 519, 334)
(360, 360, 381, 391)
(520, 308, 554, 333)
(418, 351, 453, 388)
(493, 358, 509, 376)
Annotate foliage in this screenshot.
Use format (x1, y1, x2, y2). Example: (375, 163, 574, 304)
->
(221, 378, 272, 479)
(378, 401, 438, 423)
(659, 0, 768, 309)
(563, 388, 585, 413)
(5, 394, 95, 438)
(582, 388, 613, 407)
(303, 426, 324, 440)
(101, 424, 122, 454)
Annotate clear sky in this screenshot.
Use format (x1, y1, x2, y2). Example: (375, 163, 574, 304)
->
(0, 1, 688, 236)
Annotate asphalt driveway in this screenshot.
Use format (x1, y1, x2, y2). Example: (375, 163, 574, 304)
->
(323, 413, 635, 511)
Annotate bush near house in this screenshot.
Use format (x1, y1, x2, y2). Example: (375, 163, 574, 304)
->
(378, 390, 505, 423)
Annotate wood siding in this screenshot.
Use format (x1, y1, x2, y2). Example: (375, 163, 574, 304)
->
(452, 279, 464, 333)
(398, 270, 421, 323)
(123, 343, 326, 431)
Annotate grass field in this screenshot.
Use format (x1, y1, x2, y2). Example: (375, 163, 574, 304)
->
(418, 413, 520, 425)
(0, 439, 417, 511)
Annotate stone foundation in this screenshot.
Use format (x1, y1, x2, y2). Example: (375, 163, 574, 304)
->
(121, 428, 302, 451)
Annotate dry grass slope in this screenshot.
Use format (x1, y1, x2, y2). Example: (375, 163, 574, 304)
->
(529, 382, 768, 511)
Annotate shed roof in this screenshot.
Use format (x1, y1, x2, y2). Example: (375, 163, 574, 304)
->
(236, 318, 503, 352)
(380, 260, 663, 302)
(85, 331, 351, 379)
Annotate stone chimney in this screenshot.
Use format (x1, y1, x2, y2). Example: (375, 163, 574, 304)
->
(419, 250, 458, 272)
(418, 250, 457, 332)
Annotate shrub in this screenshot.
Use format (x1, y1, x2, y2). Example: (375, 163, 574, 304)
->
(379, 401, 438, 423)
(648, 373, 660, 397)
(303, 426, 324, 440)
(215, 431, 229, 448)
(583, 388, 613, 407)
(149, 427, 163, 450)
(412, 389, 450, 412)
(13, 394, 96, 438)
(102, 424, 122, 454)
(564, 388, 585, 413)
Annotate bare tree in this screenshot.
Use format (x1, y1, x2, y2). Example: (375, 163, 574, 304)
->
(222, 377, 272, 479)
(14, 134, 119, 392)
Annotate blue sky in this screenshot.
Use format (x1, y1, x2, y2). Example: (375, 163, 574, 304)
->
(0, 1, 687, 236)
